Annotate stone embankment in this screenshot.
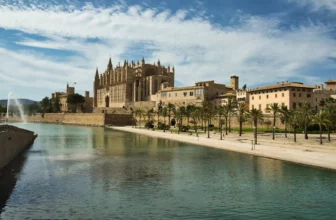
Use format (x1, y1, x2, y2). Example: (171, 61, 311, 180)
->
(0, 125, 37, 170)
(2, 113, 133, 127)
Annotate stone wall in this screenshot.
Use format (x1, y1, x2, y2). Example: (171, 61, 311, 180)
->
(0, 125, 36, 170)
(105, 114, 133, 126)
(4, 113, 134, 127)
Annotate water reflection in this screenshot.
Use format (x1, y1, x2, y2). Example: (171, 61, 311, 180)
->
(0, 124, 335, 219)
(0, 152, 27, 213)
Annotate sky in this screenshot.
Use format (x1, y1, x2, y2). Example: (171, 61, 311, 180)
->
(0, 0, 336, 100)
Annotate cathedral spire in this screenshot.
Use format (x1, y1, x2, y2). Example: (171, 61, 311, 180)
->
(142, 57, 145, 65)
(107, 57, 112, 71)
(157, 59, 160, 66)
(95, 67, 99, 78)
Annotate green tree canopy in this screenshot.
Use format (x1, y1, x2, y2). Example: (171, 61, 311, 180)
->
(67, 93, 85, 105)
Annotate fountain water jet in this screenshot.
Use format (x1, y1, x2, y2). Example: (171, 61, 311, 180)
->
(6, 91, 27, 123)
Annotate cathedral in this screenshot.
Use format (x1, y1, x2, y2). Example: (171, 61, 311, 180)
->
(93, 57, 175, 112)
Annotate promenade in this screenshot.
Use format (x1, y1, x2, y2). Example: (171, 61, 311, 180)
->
(110, 126, 336, 171)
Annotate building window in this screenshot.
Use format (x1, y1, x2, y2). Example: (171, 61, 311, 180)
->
(175, 93, 177, 97)
(299, 93, 301, 97)
(183, 92, 187, 97)
(275, 94, 278, 98)
(293, 93, 296, 97)
(258, 104, 261, 110)
(292, 88, 295, 91)
(169, 93, 171, 97)
(299, 103, 302, 107)
(252, 96, 254, 100)
(259, 96, 261, 100)
(190, 92, 194, 96)
(307, 94, 311, 98)
(293, 102, 296, 109)
(266, 95, 269, 99)
(282, 93, 284, 97)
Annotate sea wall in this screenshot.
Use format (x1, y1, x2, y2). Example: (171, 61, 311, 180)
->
(3, 113, 133, 127)
(0, 125, 36, 170)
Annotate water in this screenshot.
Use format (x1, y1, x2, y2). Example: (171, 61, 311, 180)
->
(1, 123, 336, 219)
(6, 92, 27, 123)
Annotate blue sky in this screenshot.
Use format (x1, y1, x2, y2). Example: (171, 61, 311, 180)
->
(0, 0, 336, 100)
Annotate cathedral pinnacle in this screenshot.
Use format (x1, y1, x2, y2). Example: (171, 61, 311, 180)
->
(107, 57, 112, 71)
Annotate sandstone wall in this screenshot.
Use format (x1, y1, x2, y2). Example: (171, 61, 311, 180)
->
(105, 114, 133, 126)
(0, 125, 36, 170)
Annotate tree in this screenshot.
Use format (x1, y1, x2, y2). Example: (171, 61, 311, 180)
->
(236, 102, 249, 137)
(162, 107, 168, 132)
(67, 93, 85, 112)
(185, 104, 195, 126)
(190, 106, 201, 133)
(288, 110, 300, 142)
(167, 103, 175, 127)
(248, 108, 264, 145)
(203, 102, 215, 138)
(175, 107, 185, 134)
(135, 109, 145, 128)
(40, 97, 52, 113)
(266, 103, 280, 140)
(217, 106, 226, 140)
(297, 101, 313, 140)
(311, 110, 331, 145)
(145, 108, 154, 130)
(324, 103, 336, 142)
(226, 98, 236, 133)
(52, 96, 61, 113)
(155, 101, 163, 128)
(279, 105, 290, 138)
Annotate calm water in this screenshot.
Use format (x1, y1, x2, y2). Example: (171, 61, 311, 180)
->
(0, 124, 336, 219)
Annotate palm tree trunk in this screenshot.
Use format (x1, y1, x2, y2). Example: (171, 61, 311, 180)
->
(304, 122, 308, 140)
(168, 114, 171, 128)
(254, 120, 258, 145)
(294, 127, 296, 142)
(207, 119, 210, 138)
(285, 120, 288, 138)
(220, 123, 223, 140)
(320, 125, 323, 145)
(273, 114, 276, 140)
(228, 115, 231, 133)
(239, 121, 242, 136)
(327, 126, 331, 142)
(157, 113, 159, 128)
(225, 117, 228, 135)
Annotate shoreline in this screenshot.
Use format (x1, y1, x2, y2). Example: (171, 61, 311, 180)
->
(109, 126, 336, 171)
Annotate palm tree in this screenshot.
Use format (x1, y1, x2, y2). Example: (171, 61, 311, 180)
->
(311, 110, 331, 145)
(297, 101, 313, 140)
(279, 105, 290, 138)
(288, 110, 300, 142)
(266, 103, 280, 140)
(145, 108, 154, 130)
(185, 104, 195, 126)
(248, 108, 264, 145)
(222, 105, 229, 135)
(162, 107, 168, 132)
(217, 106, 226, 140)
(226, 98, 236, 133)
(324, 103, 336, 142)
(190, 106, 201, 133)
(204, 103, 215, 138)
(175, 106, 185, 134)
(155, 101, 163, 128)
(236, 102, 249, 136)
(135, 109, 144, 128)
(167, 103, 175, 128)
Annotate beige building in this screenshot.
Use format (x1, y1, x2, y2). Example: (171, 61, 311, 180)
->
(325, 79, 336, 91)
(248, 82, 315, 113)
(52, 84, 93, 113)
(152, 80, 234, 107)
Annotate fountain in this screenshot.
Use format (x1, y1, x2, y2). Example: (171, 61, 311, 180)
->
(6, 91, 27, 123)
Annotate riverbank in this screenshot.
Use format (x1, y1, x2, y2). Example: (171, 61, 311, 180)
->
(109, 126, 336, 171)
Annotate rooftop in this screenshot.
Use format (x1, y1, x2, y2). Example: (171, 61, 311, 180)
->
(325, 79, 336, 83)
(249, 82, 315, 92)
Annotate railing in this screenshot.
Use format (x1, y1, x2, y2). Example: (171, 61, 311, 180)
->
(0, 125, 34, 134)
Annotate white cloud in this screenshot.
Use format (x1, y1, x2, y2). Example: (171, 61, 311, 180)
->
(0, 1, 335, 100)
(288, 0, 336, 11)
